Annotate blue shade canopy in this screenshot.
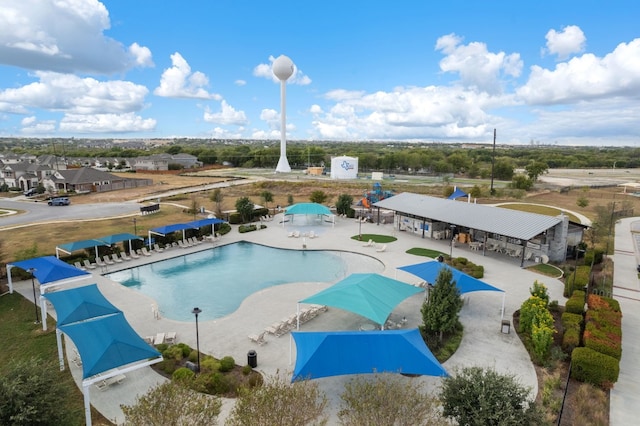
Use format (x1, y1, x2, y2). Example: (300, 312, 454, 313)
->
(299, 273, 423, 325)
(44, 284, 121, 327)
(398, 261, 503, 294)
(10, 256, 90, 284)
(59, 313, 161, 379)
(57, 239, 109, 253)
(186, 218, 225, 228)
(150, 222, 198, 235)
(97, 233, 143, 244)
(448, 188, 468, 199)
(291, 329, 448, 381)
(285, 203, 332, 216)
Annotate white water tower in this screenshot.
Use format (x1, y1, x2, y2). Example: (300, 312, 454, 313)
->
(273, 55, 294, 173)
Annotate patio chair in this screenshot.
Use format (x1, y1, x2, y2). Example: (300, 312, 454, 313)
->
(83, 259, 97, 270)
(524, 250, 533, 261)
(95, 374, 126, 391)
(154, 333, 165, 345)
(248, 332, 267, 345)
(165, 331, 177, 344)
(111, 253, 123, 263)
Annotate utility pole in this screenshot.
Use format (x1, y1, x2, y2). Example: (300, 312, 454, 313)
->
(490, 128, 496, 195)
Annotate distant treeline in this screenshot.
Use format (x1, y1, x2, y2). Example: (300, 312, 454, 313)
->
(2, 138, 639, 177)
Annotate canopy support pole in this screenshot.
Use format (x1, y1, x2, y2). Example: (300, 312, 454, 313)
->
(83, 382, 92, 426)
(289, 334, 293, 365)
(6, 264, 13, 293)
(56, 329, 65, 371)
(501, 293, 506, 319)
(40, 292, 47, 331)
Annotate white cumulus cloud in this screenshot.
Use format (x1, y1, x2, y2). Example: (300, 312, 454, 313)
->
(154, 52, 220, 99)
(59, 112, 156, 133)
(203, 100, 248, 125)
(435, 33, 522, 94)
(0, 0, 153, 74)
(544, 25, 586, 60)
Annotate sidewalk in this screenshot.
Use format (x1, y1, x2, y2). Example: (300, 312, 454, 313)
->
(610, 217, 640, 426)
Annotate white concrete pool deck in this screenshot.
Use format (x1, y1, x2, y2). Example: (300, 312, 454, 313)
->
(14, 214, 567, 424)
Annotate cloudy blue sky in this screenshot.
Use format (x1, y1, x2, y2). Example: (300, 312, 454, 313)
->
(0, 0, 638, 146)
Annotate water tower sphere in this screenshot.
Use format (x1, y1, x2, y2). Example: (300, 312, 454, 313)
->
(273, 55, 294, 81)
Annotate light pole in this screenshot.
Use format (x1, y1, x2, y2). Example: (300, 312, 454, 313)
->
(358, 207, 363, 241)
(449, 224, 456, 260)
(192, 307, 202, 373)
(28, 268, 40, 324)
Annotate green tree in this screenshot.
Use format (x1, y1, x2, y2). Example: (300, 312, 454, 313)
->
(577, 196, 589, 208)
(121, 381, 221, 425)
(335, 194, 354, 216)
(261, 190, 274, 210)
(493, 159, 514, 180)
(421, 268, 463, 342)
(439, 367, 544, 426)
(309, 190, 328, 204)
(287, 194, 294, 205)
(0, 358, 69, 426)
(235, 197, 254, 223)
(226, 374, 328, 426)
(210, 188, 224, 218)
(338, 374, 443, 425)
(511, 174, 533, 190)
(524, 160, 549, 182)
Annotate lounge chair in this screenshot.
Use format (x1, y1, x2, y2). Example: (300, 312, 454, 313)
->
(153, 243, 164, 253)
(248, 332, 267, 345)
(154, 333, 165, 345)
(74, 261, 86, 271)
(362, 239, 373, 247)
(129, 250, 140, 259)
(309, 231, 317, 238)
(95, 374, 126, 391)
(376, 244, 387, 252)
(141, 247, 152, 257)
(120, 252, 131, 261)
(95, 257, 107, 267)
(165, 331, 177, 344)
(178, 240, 189, 248)
(83, 259, 97, 270)
(103, 255, 115, 265)
(111, 253, 123, 263)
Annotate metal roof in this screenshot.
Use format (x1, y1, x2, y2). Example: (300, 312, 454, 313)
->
(373, 192, 562, 241)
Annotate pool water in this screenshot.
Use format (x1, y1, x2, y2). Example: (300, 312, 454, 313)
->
(107, 241, 382, 321)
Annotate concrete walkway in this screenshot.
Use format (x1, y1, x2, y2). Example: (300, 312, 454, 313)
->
(610, 217, 640, 426)
(9, 215, 575, 424)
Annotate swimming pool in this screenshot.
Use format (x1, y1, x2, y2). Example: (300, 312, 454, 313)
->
(107, 241, 383, 321)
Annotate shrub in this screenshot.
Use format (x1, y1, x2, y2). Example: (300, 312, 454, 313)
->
(565, 291, 585, 314)
(172, 367, 195, 382)
(238, 224, 257, 233)
(217, 222, 231, 235)
(561, 327, 580, 353)
(518, 296, 549, 334)
(561, 312, 583, 329)
(531, 322, 555, 363)
(584, 249, 604, 266)
(530, 281, 549, 306)
(548, 299, 559, 312)
(176, 343, 192, 358)
(163, 345, 185, 361)
(571, 347, 619, 389)
(219, 356, 236, 373)
(242, 365, 252, 375)
(564, 266, 590, 297)
(200, 356, 219, 372)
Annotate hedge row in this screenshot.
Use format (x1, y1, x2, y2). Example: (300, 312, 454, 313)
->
(583, 294, 622, 360)
(563, 266, 591, 297)
(565, 290, 586, 315)
(571, 347, 619, 389)
(561, 312, 582, 353)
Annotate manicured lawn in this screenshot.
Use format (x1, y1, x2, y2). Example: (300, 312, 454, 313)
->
(350, 234, 397, 243)
(0, 292, 111, 425)
(406, 247, 448, 259)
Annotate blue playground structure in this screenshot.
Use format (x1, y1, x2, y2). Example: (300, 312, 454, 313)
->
(359, 182, 395, 207)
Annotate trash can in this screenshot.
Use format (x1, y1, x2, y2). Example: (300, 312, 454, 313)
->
(248, 350, 257, 368)
(501, 319, 511, 334)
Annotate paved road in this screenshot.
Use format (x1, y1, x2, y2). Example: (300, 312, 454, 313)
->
(0, 197, 141, 228)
